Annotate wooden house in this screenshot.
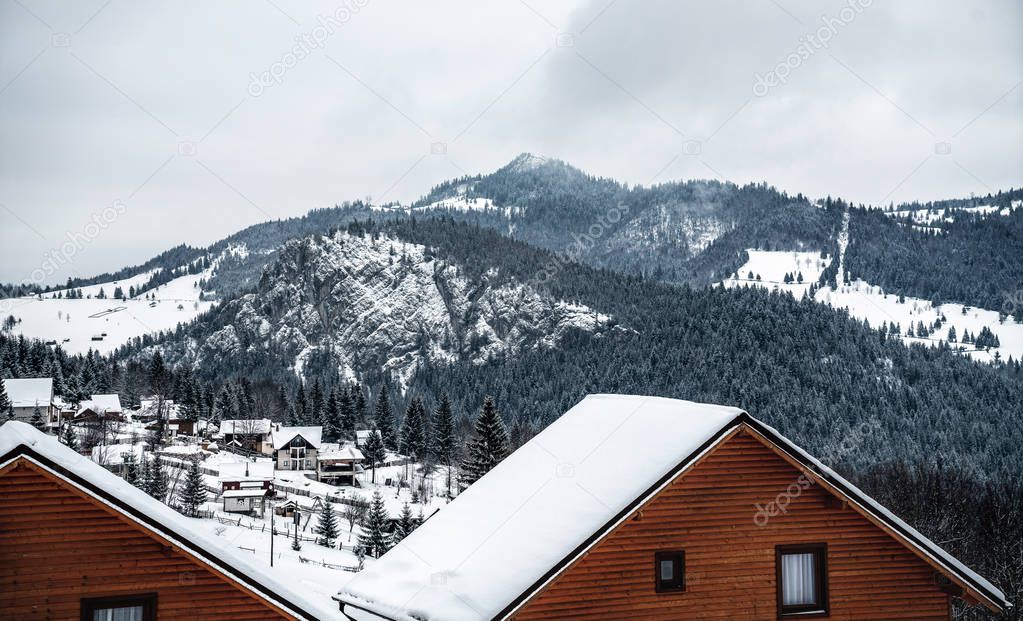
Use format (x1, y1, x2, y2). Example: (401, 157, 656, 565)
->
(218, 419, 274, 454)
(270, 426, 321, 472)
(0, 421, 340, 620)
(2, 377, 54, 425)
(336, 395, 1009, 620)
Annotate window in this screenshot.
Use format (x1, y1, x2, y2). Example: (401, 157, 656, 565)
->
(776, 544, 828, 617)
(283, 460, 290, 467)
(654, 550, 685, 592)
(81, 594, 155, 621)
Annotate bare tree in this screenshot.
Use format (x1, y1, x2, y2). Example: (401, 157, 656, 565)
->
(342, 499, 369, 541)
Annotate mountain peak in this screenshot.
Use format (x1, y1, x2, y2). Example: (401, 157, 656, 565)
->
(507, 152, 552, 172)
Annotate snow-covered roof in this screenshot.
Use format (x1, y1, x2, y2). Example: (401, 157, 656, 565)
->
(0, 421, 342, 620)
(218, 418, 272, 436)
(3, 377, 53, 408)
(222, 488, 269, 499)
(79, 393, 122, 414)
(271, 425, 322, 449)
(319, 444, 364, 462)
(220, 460, 274, 480)
(336, 394, 1010, 620)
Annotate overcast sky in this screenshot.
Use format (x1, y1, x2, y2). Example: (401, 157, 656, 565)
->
(1, 0, 1021, 285)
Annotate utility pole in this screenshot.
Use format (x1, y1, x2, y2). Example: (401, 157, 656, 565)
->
(269, 499, 274, 567)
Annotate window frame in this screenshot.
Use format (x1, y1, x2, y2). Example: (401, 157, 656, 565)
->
(775, 543, 829, 618)
(654, 550, 686, 593)
(80, 593, 157, 621)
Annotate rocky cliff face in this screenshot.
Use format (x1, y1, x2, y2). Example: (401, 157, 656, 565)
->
(195, 231, 611, 386)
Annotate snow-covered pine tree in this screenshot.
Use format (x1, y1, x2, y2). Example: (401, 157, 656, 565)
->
(399, 398, 425, 459)
(358, 490, 391, 559)
(0, 380, 11, 420)
(29, 402, 45, 430)
(460, 396, 509, 487)
(123, 451, 139, 484)
(323, 387, 341, 443)
(61, 421, 79, 450)
(134, 454, 151, 494)
(147, 456, 169, 502)
(338, 387, 356, 442)
(375, 384, 396, 450)
(177, 455, 208, 517)
(315, 501, 340, 548)
(432, 393, 456, 496)
(392, 502, 417, 545)
(363, 426, 387, 484)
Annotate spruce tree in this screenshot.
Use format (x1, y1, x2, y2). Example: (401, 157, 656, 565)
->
(392, 502, 417, 545)
(460, 396, 509, 487)
(177, 455, 208, 517)
(147, 456, 169, 502)
(353, 384, 367, 426)
(399, 397, 425, 460)
(29, 402, 46, 430)
(363, 427, 387, 484)
(374, 384, 396, 450)
(123, 452, 139, 484)
(323, 388, 341, 442)
(338, 387, 356, 442)
(61, 421, 79, 450)
(358, 490, 391, 559)
(0, 380, 11, 420)
(315, 501, 340, 548)
(135, 454, 151, 494)
(432, 393, 455, 465)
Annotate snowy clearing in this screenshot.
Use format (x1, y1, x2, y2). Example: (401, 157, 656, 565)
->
(720, 249, 1023, 362)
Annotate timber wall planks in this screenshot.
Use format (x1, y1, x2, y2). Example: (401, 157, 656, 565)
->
(514, 431, 950, 620)
(0, 460, 291, 620)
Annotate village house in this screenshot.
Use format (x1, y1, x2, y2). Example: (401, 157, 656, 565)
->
(270, 425, 322, 472)
(73, 393, 125, 423)
(336, 395, 1010, 620)
(0, 421, 340, 620)
(316, 443, 364, 487)
(218, 418, 274, 454)
(2, 377, 54, 425)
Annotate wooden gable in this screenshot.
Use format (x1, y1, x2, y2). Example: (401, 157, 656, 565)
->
(0, 457, 296, 620)
(513, 428, 955, 620)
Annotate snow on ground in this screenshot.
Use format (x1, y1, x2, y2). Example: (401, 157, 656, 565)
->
(720, 249, 1023, 362)
(3, 258, 221, 355)
(38, 269, 159, 300)
(816, 280, 1023, 362)
(885, 200, 1021, 225)
(721, 249, 831, 299)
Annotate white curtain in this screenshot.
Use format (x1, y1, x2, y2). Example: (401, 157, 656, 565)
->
(781, 552, 816, 606)
(93, 606, 144, 621)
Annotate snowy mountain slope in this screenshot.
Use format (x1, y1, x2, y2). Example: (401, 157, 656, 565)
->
(719, 249, 1023, 362)
(174, 231, 612, 385)
(2, 257, 221, 355)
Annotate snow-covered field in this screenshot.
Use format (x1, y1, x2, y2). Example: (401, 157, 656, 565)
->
(2, 262, 218, 355)
(885, 200, 1021, 225)
(722, 249, 831, 299)
(721, 249, 1023, 362)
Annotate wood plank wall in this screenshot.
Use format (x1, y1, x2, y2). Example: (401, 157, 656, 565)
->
(0, 459, 292, 620)
(514, 430, 950, 620)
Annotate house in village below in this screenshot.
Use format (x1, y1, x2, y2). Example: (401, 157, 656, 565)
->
(219, 459, 275, 513)
(316, 444, 364, 487)
(73, 393, 124, 423)
(0, 421, 341, 620)
(2, 377, 54, 426)
(336, 394, 1010, 621)
(218, 419, 274, 454)
(270, 425, 322, 472)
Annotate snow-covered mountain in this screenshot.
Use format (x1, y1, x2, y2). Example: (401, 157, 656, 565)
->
(178, 231, 611, 385)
